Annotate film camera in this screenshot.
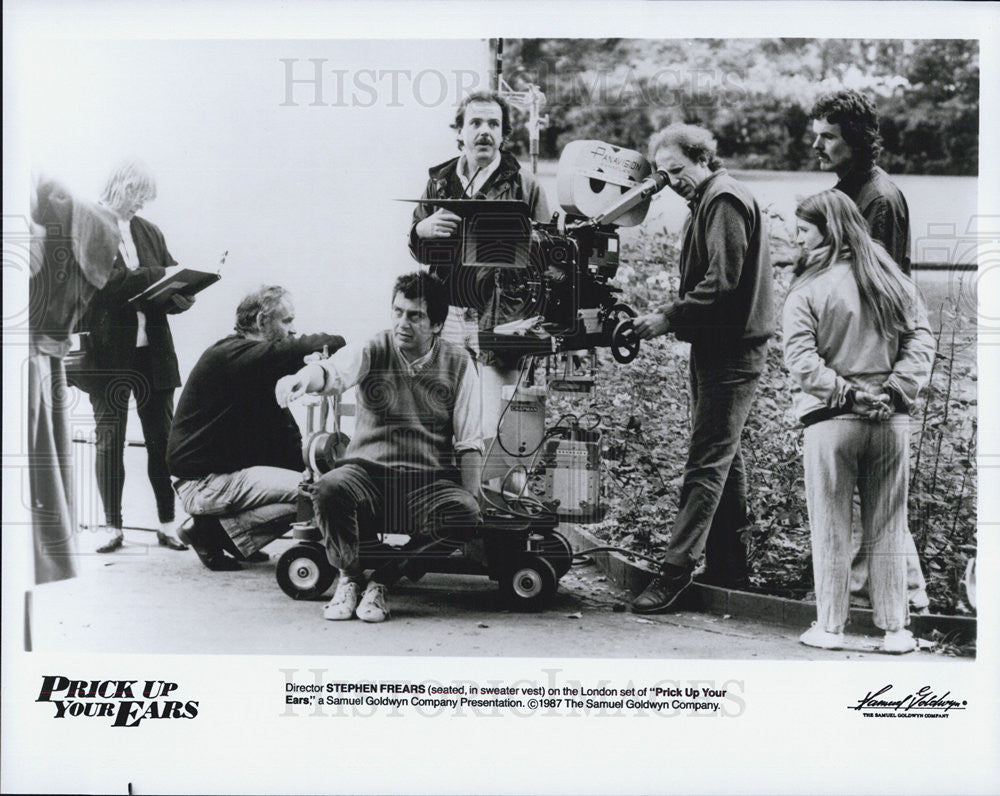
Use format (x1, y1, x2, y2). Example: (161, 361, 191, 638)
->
(409, 140, 669, 367)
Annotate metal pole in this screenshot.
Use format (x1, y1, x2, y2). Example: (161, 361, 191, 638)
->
(495, 38, 504, 92)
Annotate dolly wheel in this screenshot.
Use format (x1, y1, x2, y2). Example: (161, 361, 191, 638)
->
(535, 531, 574, 578)
(277, 544, 337, 600)
(502, 554, 557, 612)
(611, 318, 641, 363)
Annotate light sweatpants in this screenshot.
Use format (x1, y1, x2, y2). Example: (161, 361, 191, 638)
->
(850, 498, 929, 608)
(803, 416, 910, 633)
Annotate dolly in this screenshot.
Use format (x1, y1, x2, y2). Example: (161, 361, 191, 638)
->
(275, 392, 575, 611)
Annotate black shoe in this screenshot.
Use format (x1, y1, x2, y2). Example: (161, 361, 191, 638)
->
(96, 531, 125, 554)
(243, 550, 269, 563)
(157, 531, 189, 551)
(631, 565, 694, 614)
(178, 518, 243, 572)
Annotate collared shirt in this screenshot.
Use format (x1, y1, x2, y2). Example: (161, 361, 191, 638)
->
(315, 335, 484, 455)
(117, 217, 149, 347)
(457, 152, 501, 198)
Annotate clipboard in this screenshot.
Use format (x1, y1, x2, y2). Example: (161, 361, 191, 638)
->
(128, 268, 221, 310)
(401, 198, 533, 268)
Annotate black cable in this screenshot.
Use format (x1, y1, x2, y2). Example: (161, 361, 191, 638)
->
(570, 545, 664, 569)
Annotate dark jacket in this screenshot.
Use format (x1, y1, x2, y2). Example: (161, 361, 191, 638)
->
(835, 165, 911, 274)
(409, 151, 550, 368)
(167, 332, 346, 479)
(662, 170, 775, 344)
(82, 215, 182, 389)
(29, 179, 118, 357)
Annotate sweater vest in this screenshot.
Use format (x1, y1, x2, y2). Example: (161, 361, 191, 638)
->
(345, 331, 470, 473)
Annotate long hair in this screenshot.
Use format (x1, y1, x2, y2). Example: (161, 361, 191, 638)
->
(794, 189, 912, 336)
(100, 159, 157, 210)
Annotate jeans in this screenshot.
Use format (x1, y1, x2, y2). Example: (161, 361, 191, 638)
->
(88, 351, 175, 527)
(173, 466, 302, 516)
(173, 466, 302, 557)
(803, 416, 910, 633)
(663, 339, 767, 583)
(311, 461, 481, 583)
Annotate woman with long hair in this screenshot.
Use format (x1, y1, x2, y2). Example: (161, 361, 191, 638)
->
(783, 189, 934, 653)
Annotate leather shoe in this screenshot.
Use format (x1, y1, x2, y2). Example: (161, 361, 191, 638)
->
(631, 565, 694, 614)
(157, 531, 189, 551)
(178, 520, 243, 572)
(96, 532, 125, 554)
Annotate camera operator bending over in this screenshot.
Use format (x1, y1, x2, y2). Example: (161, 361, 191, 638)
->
(631, 123, 775, 613)
(409, 91, 550, 431)
(167, 286, 345, 571)
(276, 272, 484, 623)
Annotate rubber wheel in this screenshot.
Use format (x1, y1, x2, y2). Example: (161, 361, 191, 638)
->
(276, 544, 337, 600)
(502, 554, 557, 612)
(535, 531, 574, 578)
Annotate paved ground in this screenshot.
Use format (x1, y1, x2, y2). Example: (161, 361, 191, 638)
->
(30, 444, 964, 661)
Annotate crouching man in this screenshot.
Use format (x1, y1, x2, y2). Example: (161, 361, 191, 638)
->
(167, 286, 345, 570)
(276, 272, 484, 623)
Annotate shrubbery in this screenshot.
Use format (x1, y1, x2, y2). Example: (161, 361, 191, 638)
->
(504, 39, 979, 176)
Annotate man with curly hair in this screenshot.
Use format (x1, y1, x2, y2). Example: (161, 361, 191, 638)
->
(810, 88, 911, 274)
(811, 88, 928, 612)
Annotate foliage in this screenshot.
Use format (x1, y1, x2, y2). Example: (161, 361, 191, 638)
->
(545, 224, 977, 615)
(907, 282, 978, 614)
(502, 38, 979, 176)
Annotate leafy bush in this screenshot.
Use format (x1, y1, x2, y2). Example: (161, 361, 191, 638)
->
(504, 38, 979, 176)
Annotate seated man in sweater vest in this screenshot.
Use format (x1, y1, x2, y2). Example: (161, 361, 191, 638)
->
(275, 272, 484, 623)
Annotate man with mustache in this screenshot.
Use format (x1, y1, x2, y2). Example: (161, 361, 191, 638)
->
(810, 88, 929, 612)
(810, 89, 911, 274)
(630, 123, 775, 612)
(409, 90, 550, 437)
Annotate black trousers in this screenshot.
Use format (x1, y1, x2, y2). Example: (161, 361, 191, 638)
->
(88, 349, 175, 528)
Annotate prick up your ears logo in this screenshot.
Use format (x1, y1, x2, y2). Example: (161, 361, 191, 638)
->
(36, 675, 199, 727)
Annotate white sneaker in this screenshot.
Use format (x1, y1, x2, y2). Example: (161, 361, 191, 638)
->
(323, 579, 362, 621)
(883, 629, 916, 654)
(799, 623, 845, 650)
(355, 582, 390, 623)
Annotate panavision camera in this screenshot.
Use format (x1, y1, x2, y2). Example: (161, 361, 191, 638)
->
(408, 140, 669, 367)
